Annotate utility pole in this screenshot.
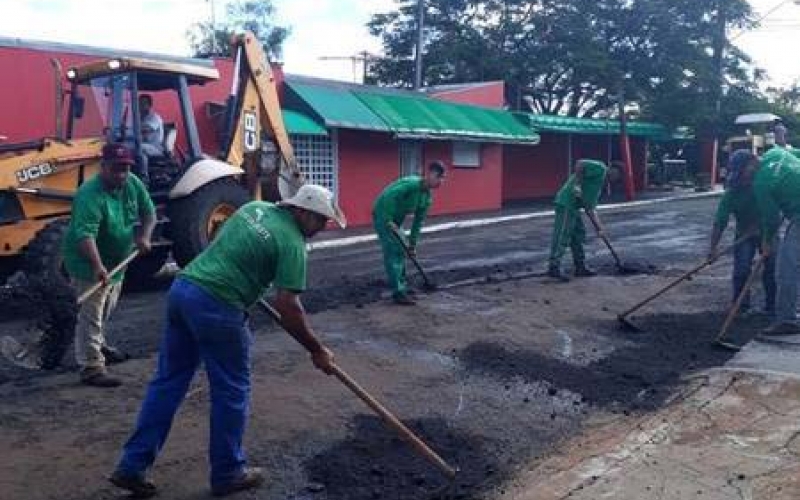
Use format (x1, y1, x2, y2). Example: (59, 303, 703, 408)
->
(413, 0, 424, 90)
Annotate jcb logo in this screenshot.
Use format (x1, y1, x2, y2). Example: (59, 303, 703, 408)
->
(243, 111, 258, 152)
(16, 162, 55, 184)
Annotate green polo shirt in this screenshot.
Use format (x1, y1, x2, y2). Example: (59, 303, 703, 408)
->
(62, 174, 154, 283)
(714, 189, 759, 237)
(373, 176, 432, 246)
(754, 147, 800, 241)
(179, 202, 307, 310)
(554, 160, 608, 210)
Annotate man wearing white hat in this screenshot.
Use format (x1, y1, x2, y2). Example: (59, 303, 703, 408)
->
(111, 185, 346, 498)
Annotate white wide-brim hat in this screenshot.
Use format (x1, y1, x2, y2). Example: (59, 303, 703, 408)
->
(280, 184, 347, 228)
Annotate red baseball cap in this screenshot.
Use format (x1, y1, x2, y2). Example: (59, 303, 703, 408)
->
(102, 143, 136, 166)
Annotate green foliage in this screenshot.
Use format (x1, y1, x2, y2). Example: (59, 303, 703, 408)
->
(368, 0, 770, 133)
(187, 0, 290, 59)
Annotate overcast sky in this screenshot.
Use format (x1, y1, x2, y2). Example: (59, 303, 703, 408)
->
(0, 0, 798, 86)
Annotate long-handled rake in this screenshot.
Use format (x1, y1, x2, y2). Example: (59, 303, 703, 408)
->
(616, 236, 750, 332)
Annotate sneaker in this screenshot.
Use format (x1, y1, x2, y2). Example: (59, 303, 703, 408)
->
(574, 265, 597, 277)
(101, 345, 130, 365)
(547, 267, 570, 282)
(762, 321, 800, 336)
(109, 470, 157, 498)
(212, 467, 265, 497)
(392, 293, 416, 306)
(80, 367, 122, 388)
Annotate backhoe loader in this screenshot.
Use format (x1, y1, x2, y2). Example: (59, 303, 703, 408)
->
(0, 32, 303, 282)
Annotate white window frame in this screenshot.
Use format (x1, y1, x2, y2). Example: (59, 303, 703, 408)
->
(290, 130, 339, 198)
(452, 141, 482, 168)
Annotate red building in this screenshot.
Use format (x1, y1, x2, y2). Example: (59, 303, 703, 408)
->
(0, 36, 668, 227)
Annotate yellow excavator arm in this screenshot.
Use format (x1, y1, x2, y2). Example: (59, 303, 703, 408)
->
(220, 32, 304, 200)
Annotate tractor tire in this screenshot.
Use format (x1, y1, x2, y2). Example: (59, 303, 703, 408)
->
(168, 178, 250, 268)
(23, 218, 70, 284)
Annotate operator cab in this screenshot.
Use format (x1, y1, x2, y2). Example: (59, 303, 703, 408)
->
(65, 57, 219, 192)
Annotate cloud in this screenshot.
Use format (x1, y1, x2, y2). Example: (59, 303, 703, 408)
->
(0, 0, 398, 82)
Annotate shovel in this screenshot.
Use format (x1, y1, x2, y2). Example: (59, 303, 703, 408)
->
(714, 254, 766, 351)
(617, 235, 752, 332)
(1, 250, 140, 369)
(389, 225, 438, 292)
(258, 299, 458, 481)
(585, 210, 639, 275)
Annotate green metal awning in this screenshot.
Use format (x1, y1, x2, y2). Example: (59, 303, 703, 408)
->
(286, 81, 390, 132)
(523, 114, 669, 139)
(282, 109, 327, 136)
(355, 92, 540, 144)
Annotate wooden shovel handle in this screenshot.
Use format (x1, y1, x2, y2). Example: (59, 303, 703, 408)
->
(715, 254, 765, 343)
(618, 233, 756, 319)
(77, 250, 139, 304)
(257, 299, 457, 479)
(330, 363, 457, 478)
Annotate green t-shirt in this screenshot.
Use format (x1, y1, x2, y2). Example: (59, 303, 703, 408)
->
(554, 160, 608, 210)
(179, 202, 307, 310)
(62, 174, 155, 283)
(373, 176, 432, 246)
(714, 188, 759, 237)
(754, 147, 800, 241)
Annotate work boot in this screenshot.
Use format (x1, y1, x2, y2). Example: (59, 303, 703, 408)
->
(212, 467, 265, 497)
(392, 293, 416, 306)
(109, 470, 157, 499)
(573, 264, 597, 277)
(80, 367, 122, 388)
(101, 345, 130, 365)
(547, 265, 570, 282)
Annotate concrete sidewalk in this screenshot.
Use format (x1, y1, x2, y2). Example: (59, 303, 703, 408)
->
(501, 338, 800, 500)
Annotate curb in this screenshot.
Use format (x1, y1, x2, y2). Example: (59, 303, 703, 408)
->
(308, 189, 723, 251)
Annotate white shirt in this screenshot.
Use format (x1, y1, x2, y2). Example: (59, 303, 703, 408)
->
(141, 111, 164, 149)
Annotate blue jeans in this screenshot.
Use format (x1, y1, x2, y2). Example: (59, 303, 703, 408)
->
(116, 278, 252, 489)
(776, 217, 800, 323)
(733, 235, 776, 312)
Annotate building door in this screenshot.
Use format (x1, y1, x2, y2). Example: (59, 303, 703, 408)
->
(399, 140, 422, 177)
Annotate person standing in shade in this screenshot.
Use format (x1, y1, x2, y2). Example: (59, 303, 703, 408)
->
(547, 159, 609, 281)
(708, 150, 776, 315)
(110, 185, 346, 498)
(373, 161, 446, 305)
(62, 142, 155, 387)
(773, 118, 788, 148)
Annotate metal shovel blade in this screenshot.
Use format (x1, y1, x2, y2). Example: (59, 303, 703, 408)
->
(1, 336, 42, 370)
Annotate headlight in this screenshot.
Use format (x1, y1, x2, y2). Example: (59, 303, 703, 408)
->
(108, 60, 121, 70)
(66, 69, 77, 80)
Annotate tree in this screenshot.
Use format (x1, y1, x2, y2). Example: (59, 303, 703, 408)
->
(368, 0, 755, 129)
(186, 0, 290, 59)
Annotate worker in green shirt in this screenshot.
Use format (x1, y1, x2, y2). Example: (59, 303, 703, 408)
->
(111, 185, 346, 499)
(373, 161, 446, 305)
(62, 143, 155, 388)
(547, 159, 609, 281)
(707, 150, 776, 315)
(754, 147, 800, 335)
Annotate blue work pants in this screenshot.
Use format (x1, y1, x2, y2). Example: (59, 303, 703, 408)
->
(116, 278, 252, 489)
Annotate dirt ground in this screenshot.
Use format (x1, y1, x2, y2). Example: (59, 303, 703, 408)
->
(0, 195, 778, 499)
